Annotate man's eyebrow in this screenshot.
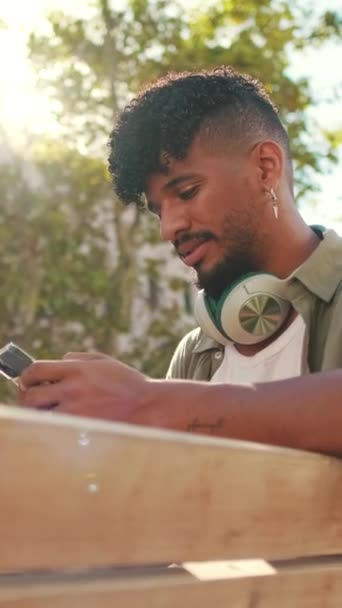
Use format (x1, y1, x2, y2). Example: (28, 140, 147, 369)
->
(163, 173, 199, 191)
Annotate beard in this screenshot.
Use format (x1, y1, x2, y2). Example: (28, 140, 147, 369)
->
(193, 216, 260, 300)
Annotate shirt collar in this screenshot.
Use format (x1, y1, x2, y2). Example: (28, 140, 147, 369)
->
(290, 229, 342, 303)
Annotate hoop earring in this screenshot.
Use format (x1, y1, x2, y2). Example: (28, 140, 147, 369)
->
(270, 188, 278, 219)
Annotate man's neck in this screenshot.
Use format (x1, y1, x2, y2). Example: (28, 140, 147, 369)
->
(262, 219, 321, 279)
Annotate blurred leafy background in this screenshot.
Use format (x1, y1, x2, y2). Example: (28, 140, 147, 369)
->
(0, 0, 341, 401)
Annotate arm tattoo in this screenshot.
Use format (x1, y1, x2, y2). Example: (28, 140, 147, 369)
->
(187, 417, 225, 434)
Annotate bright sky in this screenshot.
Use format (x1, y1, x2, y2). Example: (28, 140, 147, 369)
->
(0, 0, 341, 231)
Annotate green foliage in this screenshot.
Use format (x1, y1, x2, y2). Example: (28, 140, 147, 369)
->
(0, 0, 340, 399)
(121, 303, 195, 378)
(28, 0, 341, 194)
(0, 135, 189, 400)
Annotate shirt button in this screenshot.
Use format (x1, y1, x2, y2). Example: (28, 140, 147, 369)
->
(214, 352, 223, 360)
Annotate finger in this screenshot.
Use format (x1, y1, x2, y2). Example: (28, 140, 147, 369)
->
(17, 385, 26, 403)
(20, 382, 61, 410)
(20, 360, 76, 388)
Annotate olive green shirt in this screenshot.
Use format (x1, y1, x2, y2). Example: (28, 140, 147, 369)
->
(167, 229, 342, 381)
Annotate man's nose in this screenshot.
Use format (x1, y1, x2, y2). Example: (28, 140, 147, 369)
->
(159, 202, 191, 242)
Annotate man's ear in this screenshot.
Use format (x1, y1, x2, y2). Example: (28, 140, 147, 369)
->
(250, 140, 283, 191)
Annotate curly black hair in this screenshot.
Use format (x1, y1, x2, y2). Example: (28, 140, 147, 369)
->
(108, 66, 290, 207)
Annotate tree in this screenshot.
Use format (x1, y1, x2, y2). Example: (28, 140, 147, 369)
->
(0, 0, 340, 400)
(29, 0, 341, 191)
(0, 132, 191, 402)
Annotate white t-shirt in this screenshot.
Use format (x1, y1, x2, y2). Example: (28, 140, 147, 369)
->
(211, 314, 307, 386)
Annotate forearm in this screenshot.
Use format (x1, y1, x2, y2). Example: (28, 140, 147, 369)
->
(133, 370, 342, 456)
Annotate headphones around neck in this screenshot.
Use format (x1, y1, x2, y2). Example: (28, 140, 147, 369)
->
(194, 225, 325, 346)
(194, 273, 291, 346)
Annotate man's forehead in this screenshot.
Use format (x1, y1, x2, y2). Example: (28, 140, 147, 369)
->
(145, 155, 188, 192)
(144, 134, 249, 202)
(146, 141, 210, 188)
(156, 137, 208, 174)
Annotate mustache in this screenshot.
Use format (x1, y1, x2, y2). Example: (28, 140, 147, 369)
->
(173, 231, 217, 251)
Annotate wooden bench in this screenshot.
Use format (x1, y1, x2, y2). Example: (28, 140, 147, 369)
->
(0, 404, 342, 606)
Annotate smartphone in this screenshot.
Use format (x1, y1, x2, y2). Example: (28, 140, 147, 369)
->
(0, 342, 34, 385)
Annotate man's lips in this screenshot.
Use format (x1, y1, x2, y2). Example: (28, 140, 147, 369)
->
(177, 239, 212, 267)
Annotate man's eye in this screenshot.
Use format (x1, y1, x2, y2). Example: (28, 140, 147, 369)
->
(179, 186, 199, 201)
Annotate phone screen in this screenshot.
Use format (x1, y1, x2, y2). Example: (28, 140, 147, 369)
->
(0, 343, 34, 385)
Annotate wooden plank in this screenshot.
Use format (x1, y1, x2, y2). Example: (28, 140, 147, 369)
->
(0, 564, 342, 607)
(0, 405, 342, 570)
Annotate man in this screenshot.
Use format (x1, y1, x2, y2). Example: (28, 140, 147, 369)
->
(20, 67, 342, 455)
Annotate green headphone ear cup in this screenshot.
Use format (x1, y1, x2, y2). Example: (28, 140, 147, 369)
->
(194, 290, 232, 345)
(206, 272, 269, 333)
(205, 290, 231, 337)
(195, 273, 291, 346)
(205, 295, 222, 327)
